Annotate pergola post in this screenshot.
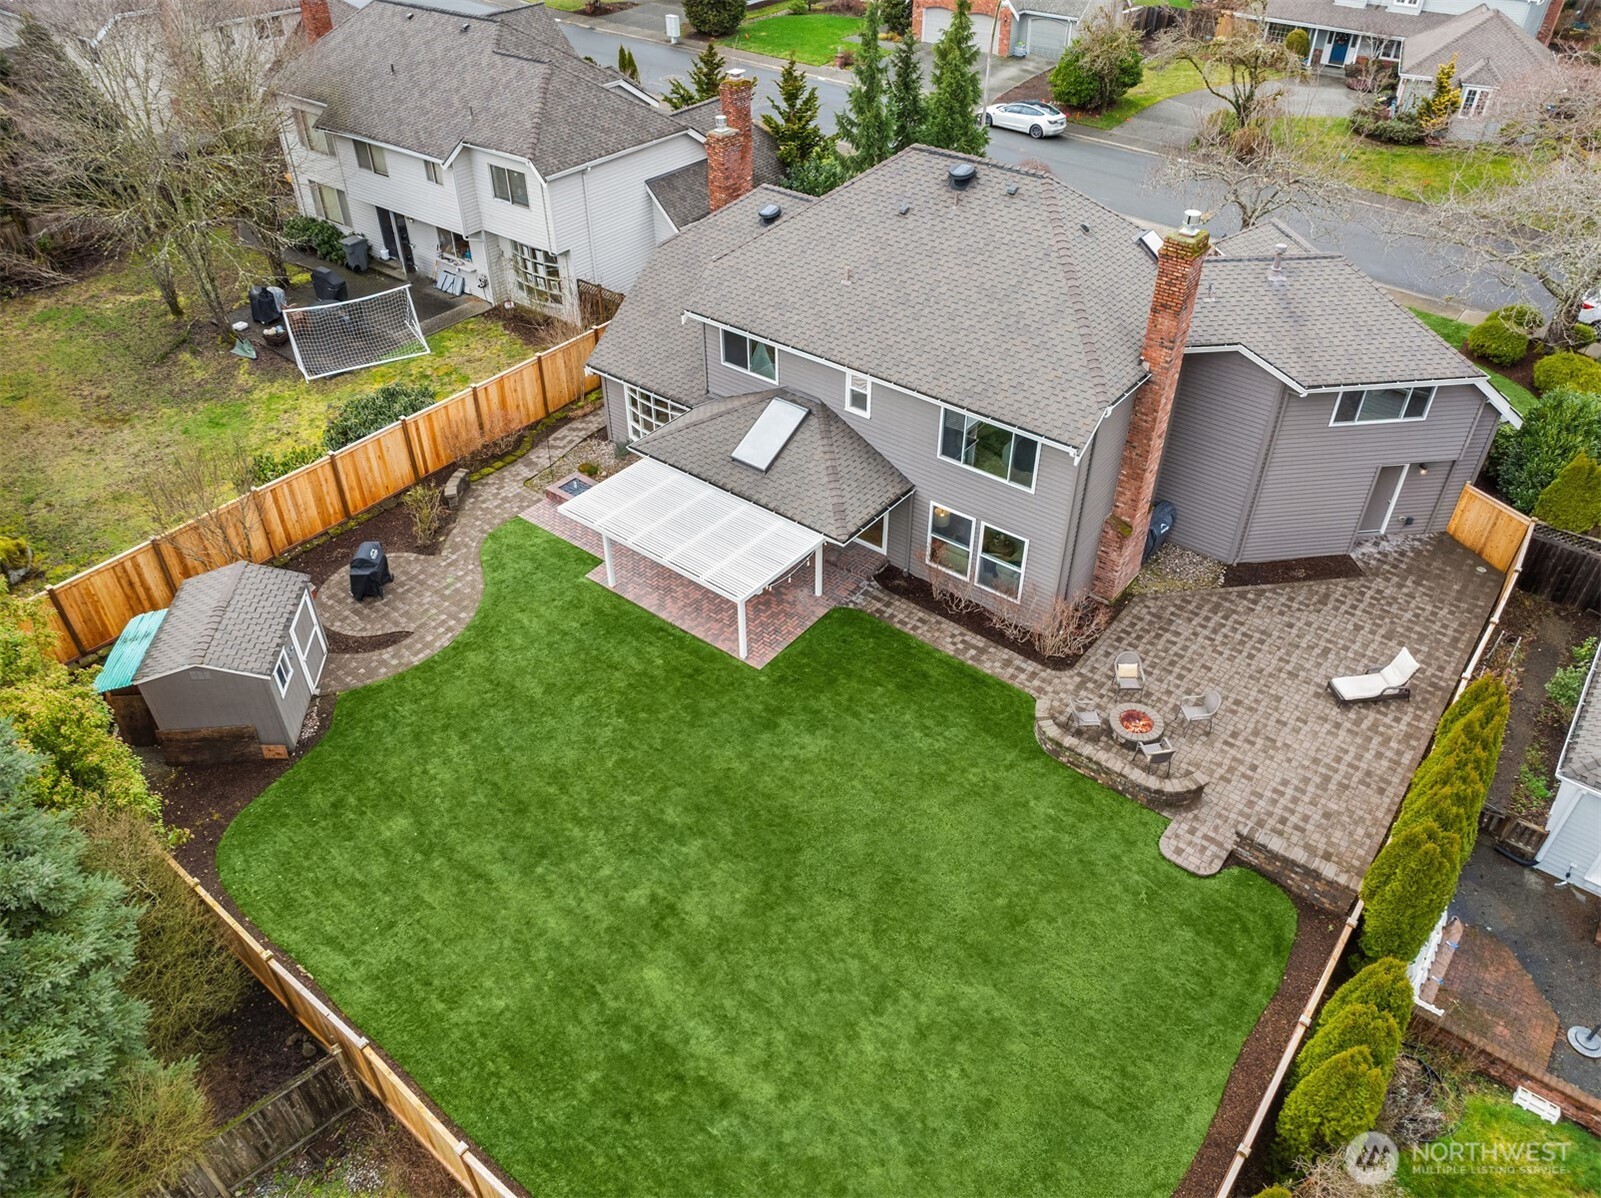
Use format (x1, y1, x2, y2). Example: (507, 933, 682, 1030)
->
(813, 545, 824, 597)
(736, 599, 748, 660)
(601, 534, 616, 587)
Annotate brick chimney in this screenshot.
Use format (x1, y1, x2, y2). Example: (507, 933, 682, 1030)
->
(1536, 0, 1562, 44)
(709, 76, 756, 209)
(1090, 212, 1211, 601)
(299, 0, 333, 43)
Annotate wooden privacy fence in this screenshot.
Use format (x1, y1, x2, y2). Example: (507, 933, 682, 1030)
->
(168, 859, 519, 1198)
(1519, 525, 1601, 614)
(1446, 484, 1533, 573)
(31, 325, 607, 662)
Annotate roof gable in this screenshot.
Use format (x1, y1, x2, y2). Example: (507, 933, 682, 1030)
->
(1399, 4, 1551, 87)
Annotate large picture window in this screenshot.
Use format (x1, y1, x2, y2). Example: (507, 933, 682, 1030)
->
(1330, 385, 1433, 426)
(624, 384, 686, 441)
(721, 329, 777, 381)
(939, 408, 1038, 489)
(928, 503, 974, 578)
(490, 164, 530, 207)
(976, 523, 1028, 601)
(510, 242, 563, 306)
(353, 139, 388, 176)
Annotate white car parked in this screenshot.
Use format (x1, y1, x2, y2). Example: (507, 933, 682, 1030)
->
(1581, 294, 1599, 326)
(982, 101, 1068, 139)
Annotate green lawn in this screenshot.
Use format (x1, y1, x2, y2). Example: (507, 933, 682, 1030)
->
(731, 13, 865, 66)
(0, 255, 531, 580)
(1068, 61, 1220, 130)
(218, 521, 1297, 1196)
(1293, 116, 1518, 203)
(1398, 1090, 1601, 1196)
(1409, 308, 1538, 415)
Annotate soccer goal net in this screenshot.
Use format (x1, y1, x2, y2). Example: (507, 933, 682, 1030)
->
(283, 285, 430, 381)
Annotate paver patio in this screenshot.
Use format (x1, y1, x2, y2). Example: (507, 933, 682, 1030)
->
(1048, 536, 1500, 909)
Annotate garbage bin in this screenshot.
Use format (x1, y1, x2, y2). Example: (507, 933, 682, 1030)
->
(341, 234, 370, 273)
(248, 284, 281, 324)
(311, 266, 348, 302)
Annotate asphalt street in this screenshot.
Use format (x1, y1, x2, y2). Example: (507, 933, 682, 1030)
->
(558, 21, 1526, 313)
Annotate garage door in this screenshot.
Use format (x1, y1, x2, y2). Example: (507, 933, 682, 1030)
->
(920, 6, 997, 51)
(1022, 14, 1071, 59)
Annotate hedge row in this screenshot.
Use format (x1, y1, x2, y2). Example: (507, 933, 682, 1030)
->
(1359, 675, 1509, 963)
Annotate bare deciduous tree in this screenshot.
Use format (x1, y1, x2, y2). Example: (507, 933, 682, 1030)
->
(139, 439, 265, 568)
(1153, 0, 1307, 131)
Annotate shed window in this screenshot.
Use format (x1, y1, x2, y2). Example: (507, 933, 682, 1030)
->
(1330, 385, 1434, 425)
(490, 164, 530, 207)
(721, 329, 777, 381)
(273, 648, 294, 698)
(939, 408, 1038, 489)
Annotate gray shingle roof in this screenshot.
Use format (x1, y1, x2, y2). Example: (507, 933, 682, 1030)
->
(1212, 218, 1319, 259)
(687, 147, 1157, 449)
(1399, 4, 1550, 87)
(646, 111, 785, 231)
(1012, 0, 1098, 20)
(1259, 0, 1454, 39)
(632, 389, 912, 541)
(1561, 646, 1601, 792)
(135, 563, 310, 682)
(272, 1, 691, 176)
(588, 186, 812, 406)
(1190, 253, 1484, 389)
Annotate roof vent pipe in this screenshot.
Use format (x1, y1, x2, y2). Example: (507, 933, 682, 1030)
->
(758, 202, 781, 224)
(1269, 242, 1288, 279)
(948, 163, 977, 190)
(1179, 208, 1204, 236)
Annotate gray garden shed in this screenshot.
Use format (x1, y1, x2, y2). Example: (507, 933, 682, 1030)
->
(131, 562, 327, 757)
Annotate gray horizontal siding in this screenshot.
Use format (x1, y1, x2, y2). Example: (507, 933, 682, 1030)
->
(1537, 782, 1601, 897)
(1157, 352, 1283, 564)
(1239, 383, 1496, 563)
(139, 664, 302, 746)
(1066, 394, 1131, 598)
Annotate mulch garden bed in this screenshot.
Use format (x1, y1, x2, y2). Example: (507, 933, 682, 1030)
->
(197, 982, 317, 1125)
(1223, 554, 1365, 588)
(1175, 896, 1347, 1198)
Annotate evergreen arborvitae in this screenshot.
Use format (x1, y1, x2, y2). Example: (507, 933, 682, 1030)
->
(887, 27, 924, 153)
(665, 40, 728, 109)
(1273, 1046, 1387, 1167)
(761, 56, 827, 174)
(617, 45, 639, 82)
(834, 2, 893, 171)
(1288, 1002, 1402, 1089)
(920, 0, 986, 154)
(1534, 452, 1601, 533)
(882, 0, 912, 38)
(0, 721, 146, 1190)
(1315, 957, 1414, 1041)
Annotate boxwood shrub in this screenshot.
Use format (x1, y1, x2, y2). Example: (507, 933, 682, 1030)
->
(1465, 315, 1529, 366)
(283, 215, 345, 263)
(1533, 351, 1601, 397)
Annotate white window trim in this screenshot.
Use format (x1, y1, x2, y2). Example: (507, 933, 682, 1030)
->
(852, 513, 888, 554)
(927, 501, 975, 579)
(975, 522, 1029, 602)
(490, 163, 530, 208)
(624, 384, 686, 442)
(936, 406, 1041, 494)
(273, 647, 294, 699)
(312, 182, 350, 228)
(1328, 385, 1435, 427)
(509, 241, 563, 306)
(720, 329, 779, 382)
(845, 372, 871, 417)
(425, 159, 443, 185)
(353, 139, 388, 176)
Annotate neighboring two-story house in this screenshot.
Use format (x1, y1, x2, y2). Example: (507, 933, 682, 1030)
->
(584, 143, 1516, 633)
(272, 0, 778, 320)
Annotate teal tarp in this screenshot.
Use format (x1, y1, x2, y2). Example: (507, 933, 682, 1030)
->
(94, 609, 167, 693)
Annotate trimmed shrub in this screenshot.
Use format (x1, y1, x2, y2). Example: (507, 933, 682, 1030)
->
(1466, 315, 1529, 367)
(1497, 386, 1601, 512)
(682, 0, 744, 36)
(1318, 957, 1414, 1038)
(1493, 303, 1544, 331)
(1349, 103, 1426, 144)
(1534, 452, 1601, 533)
(282, 214, 344, 262)
(1283, 28, 1309, 58)
(323, 381, 436, 452)
(1289, 1001, 1401, 1088)
(1360, 820, 1460, 961)
(1572, 322, 1598, 349)
(1393, 777, 1483, 866)
(1532, 351, 1601, 396)
(1273, 1046, 1387, 1166)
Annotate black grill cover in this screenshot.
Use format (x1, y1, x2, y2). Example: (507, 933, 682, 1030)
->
(1144, 500, 1177, 564)
(248, 284, 281, 324)
(311, 266, 349, 302)
(349, 541, 393, 601)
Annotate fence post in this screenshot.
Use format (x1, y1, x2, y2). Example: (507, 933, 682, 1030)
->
(327, 452, 353, 520)
(534, 350, 551, 422)
(44, 586, 86, 658)
(399, 414, 424, 484)
(469, 382, 486, 441)
(149, 537, 178, 596)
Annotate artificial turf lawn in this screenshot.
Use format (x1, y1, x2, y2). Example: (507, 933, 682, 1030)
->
(218, 520, 1297, 1196)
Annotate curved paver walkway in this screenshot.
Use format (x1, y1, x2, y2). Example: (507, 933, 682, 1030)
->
(318, 409, 609, 692)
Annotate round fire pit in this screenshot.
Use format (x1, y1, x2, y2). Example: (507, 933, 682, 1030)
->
(1109, 703, 1166, 746)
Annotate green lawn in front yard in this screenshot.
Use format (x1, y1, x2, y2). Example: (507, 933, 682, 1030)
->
(1397, 1089, 1601, 1196)
(1067, 61, 1219, 130)
(218, 520, 1297, 1197)
(0, 255, 531, 580)
(732, 12, 865, 66)
(1292, 116, 1519, 204)
(1409, 307, 1538, 415)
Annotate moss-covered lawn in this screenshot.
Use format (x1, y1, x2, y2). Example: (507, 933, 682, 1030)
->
(1292, 116, 1519, 203)
(219, 520, 1297, 1196)
(0, 256, 530, 579)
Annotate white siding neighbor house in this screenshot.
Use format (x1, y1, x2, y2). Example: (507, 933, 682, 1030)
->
(1536, 647, 1601, 896)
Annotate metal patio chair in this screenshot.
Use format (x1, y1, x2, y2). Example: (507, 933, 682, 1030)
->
(1113, 650, 1145, 691)
(1177, 689, 1223, 735)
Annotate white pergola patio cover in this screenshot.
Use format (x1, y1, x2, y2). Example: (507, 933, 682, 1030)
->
(557, 457, 825, 659)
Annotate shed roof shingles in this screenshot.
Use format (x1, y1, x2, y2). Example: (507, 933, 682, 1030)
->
(135, 563, 310, 682)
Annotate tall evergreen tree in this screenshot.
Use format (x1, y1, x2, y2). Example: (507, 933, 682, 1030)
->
(0, 721, 146, 1191)
(616, 45, 640, 82)
(887, 30, 924, 153)
(883, 0, 912, 38)
(834, 2, 893, 171)
(920, 0, 987, 154)
(664, 40, 728, 109)
(761, 56, 827, 173)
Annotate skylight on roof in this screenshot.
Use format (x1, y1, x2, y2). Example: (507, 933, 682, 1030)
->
(731, 398, 808, 472)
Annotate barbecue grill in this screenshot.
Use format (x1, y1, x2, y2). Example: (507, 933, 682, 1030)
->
(349, 541, 393, 601)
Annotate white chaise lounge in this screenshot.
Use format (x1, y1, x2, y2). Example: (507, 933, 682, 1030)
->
(1328, 648, 1419, 706)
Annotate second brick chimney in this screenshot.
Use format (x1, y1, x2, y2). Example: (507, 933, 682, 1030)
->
(707, 76, 756, 212)
(299, 0, 333, 43)
(1090, 212, 1210, 602)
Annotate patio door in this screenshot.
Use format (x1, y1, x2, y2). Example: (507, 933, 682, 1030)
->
(1357, 464, 1407, 537)
(376, 208, 416, 273)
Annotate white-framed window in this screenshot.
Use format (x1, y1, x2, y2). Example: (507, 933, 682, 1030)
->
(853, 513, 888, 554)
(928, 502, 975, 578)
(510, 241, 563, 306)
(976, 523, 1028, 601)
(846, 372, 870, 416)
(490, 164, 530, 207)
(1460, 87, 1492, 118)
(1330, 385, 1434, 426)
(624, 384, 686, 441)
(721, 329, 777, 381)
(939, 407, 1039, 489)
(272, 648, 294, 698)
(437, 228, 470, 258)
(312, 183, 350, 226)
(425, 159, 444, 185)
(295, 110, 331, 154)
(353, 139, 388, 176)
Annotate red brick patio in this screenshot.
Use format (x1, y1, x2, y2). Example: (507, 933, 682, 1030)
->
(522, 498, 880, 668)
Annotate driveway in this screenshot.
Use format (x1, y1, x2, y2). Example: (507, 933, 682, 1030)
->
(1113, 74, 1362, 152)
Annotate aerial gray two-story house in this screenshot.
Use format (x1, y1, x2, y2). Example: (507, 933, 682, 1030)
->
(585, 145, 1517, 627)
